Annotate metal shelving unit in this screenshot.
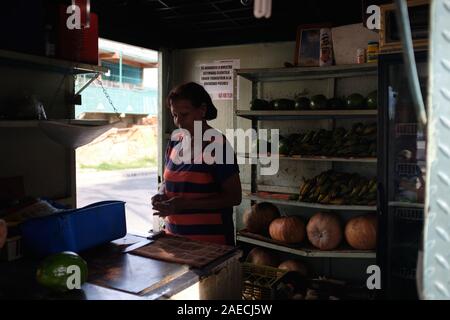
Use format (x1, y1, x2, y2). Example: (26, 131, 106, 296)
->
(233, 63, 379, 212)
(0, 50, 111, 209)
(233, 63, 379, 270)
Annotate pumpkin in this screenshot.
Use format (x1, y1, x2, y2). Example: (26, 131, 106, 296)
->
(345, 215, 378, 250)
(269, 216, 306, 244)
(243, 202, 280, 235)
(278, 260, 308, 277)
(306, 213, 343, 250)
(246, 247, 279, 267)
(0, 219, 7, 249)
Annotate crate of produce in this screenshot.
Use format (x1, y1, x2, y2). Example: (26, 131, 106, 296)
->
(242, 262, 288, 300)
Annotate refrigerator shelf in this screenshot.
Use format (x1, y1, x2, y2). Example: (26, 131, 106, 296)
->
(389, 201, 424, 209)
(395, 163, 424, 177)
(393, 206, 424, 222)
(395, 123, 426, 137)
(392, 268, 417, 281)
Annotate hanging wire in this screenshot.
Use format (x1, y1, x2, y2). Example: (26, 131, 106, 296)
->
(394, 0, 428, 128)
(95, 76, 124, 122)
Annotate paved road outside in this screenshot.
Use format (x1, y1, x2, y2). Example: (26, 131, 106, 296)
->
(77, 168, 159, 236)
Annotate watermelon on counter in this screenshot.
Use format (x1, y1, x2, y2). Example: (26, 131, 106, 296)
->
(36, 251, 88, 292)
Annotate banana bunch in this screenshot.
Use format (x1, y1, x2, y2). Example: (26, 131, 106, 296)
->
(298, 170, 377, 206)
(283, 123, 377, 157)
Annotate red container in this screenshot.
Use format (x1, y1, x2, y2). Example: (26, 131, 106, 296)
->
(56, 4, 98, 65)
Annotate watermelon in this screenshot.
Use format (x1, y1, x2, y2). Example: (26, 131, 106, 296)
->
(346, 93, 366, 109)
(272, 99, 295, 110)
(310, 95, 328, 110)
(250, 99, 271, 111)
(279, 137, 290, 155)
(294, 97, 311, 110)
(366, 91, 378, 109)
(36, 251, 88, 292)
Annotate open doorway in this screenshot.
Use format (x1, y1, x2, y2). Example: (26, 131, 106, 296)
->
(75, 38, 159, 236)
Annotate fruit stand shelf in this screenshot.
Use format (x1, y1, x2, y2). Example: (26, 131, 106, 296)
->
(0, 119, 115, 149)
(0, 119, 109, 128)
(237, 235, 376, 259)
(0, 49, 108, 75)
(244, 193, 377, 211)
(239, 153, 377, 163)
(235, 109, 377, 120)
(236, 63, 378, 82)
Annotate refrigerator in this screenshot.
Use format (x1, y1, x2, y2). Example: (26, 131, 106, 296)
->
(377, 51, 427, 300)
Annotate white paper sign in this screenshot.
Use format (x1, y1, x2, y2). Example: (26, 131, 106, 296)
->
(200, 59, 240, 100)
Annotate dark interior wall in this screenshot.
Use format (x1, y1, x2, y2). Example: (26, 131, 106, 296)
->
(0, 0, 72, 56)
(0, 1, 46, 55)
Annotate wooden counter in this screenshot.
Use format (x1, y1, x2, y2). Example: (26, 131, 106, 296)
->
(0, 235, 243, 300)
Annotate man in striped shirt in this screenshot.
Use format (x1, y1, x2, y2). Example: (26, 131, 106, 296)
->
(152, 82, 242, 246)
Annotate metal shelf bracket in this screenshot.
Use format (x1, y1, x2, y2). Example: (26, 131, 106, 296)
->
(75, 72, 101, 96)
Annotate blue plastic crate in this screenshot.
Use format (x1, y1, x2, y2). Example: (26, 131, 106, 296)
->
(20, 201, 127, 257)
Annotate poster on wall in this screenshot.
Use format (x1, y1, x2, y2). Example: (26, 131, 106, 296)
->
(199, 59, 240, 100)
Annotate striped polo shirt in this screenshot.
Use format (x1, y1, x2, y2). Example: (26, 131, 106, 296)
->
(163, 130, 239, 246)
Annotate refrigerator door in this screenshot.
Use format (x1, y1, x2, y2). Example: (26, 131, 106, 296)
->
(387, 61, 427, 205)
(378, 52, 427, 299)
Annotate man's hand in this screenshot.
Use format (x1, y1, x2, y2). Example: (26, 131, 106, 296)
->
(151, 193, 168, 206)
(152, 196, 187, 216)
